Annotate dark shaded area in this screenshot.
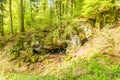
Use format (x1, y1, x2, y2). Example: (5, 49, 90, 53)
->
(81, 38, 88, 45)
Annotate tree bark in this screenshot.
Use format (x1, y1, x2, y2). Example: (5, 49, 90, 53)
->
(20, 0, 25, 32)
(30, 0, 33, 21)
(50, 0, 54, 22)
(9, 0, 13, 35)
(58, 0, 61, 21)
(1, 0, 4, 36)
(71, 0, 73, 16)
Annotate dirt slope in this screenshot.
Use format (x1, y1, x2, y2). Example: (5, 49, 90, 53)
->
(74, 28, 120, 60)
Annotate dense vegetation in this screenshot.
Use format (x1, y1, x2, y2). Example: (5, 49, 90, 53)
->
(0, 0, 120, 80)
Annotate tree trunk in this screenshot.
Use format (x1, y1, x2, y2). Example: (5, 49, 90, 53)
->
(62, 0, 65, 15)
(9, 0, 13, 35)
(43, 0, 46, 13)
(30, 0, 33, 21)
(71, 0, 73, 16)
(1, 0, 4, 36)
(58, 0, 62, 39)
(20, 0, 25, 32)
(50, 0, 54, 22)
(58, 0, 61, 21)
(66, 0, 69, 15)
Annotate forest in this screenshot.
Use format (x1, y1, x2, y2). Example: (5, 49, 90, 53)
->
(0, 0, 120, 80)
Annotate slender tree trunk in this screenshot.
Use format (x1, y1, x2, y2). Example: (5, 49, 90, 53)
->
(58, 0, 62, 39)
(43, 0, 46, 13)
(73, 0, 76, 8)
(1, 12, 4, 36)
(71, 0, 73, 16)
(20, 0, 25, 32)
(58, 0, 61, 21)
(62, 0, 65, 15)
(43, 0, 46, 24)
(66, 0, 69, 15)
(55, 0, 58, 18)
(1, 1, 4, 36)
(9, 0, 13, 35)
(30, 1, 33, 21)
(52, 0, 54, 19)
(50, 0, 54, 22)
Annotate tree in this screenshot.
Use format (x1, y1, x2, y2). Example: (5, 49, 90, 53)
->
(71, 0, 73, 16)
(30, 0, 33, 21)
(43, 0, 47, 14)
(9, 0, 13, 35)
(20, 0, 25, 32)
(58, 0, 61, 22)
(50, 0, 54, 22)
(0, 0, 5, 36)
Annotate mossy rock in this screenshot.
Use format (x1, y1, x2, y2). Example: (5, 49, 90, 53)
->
(40, 48, 49, 55)
(22, 55, 45, 63)
(8, 46, 20, 60)
(43, 36, 53, 49)
(31, 33, 42, 42)
(38, 55, 45, 62)
(27, 48, 35, 56)
(21, 56, 28, 62)
(9, 51, 20, 61)
(24, 57, 31, 62)
(29, 55, 39, 63)
(16, 34, 25, 49)
(44, 36, 53, 44)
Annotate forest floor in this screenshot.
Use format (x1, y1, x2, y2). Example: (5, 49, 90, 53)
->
(0, 27, 120, 80)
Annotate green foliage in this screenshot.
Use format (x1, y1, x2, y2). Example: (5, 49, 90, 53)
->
(1, 0, 119, 35)
(82, 0, 116, 18)
(7, 46, 20, 61)
(59, 55, 120, 80)
(29, 55, 39, 63)
(4, 73, 60, 80)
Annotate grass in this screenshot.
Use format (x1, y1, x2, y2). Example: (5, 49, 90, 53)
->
(0, 72, 60, 80)
(53, 53, 120, 80)
(0, 53, 120, 80)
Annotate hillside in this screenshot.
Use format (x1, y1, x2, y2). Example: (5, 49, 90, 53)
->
(0, 27, 120, 80)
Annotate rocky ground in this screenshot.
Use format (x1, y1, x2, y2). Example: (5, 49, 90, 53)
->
(0, 27, 120, 79)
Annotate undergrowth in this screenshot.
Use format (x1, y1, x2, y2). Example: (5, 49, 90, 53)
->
(1, 53, 119, 80)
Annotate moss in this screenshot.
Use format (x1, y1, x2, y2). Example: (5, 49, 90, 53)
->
(9, 51, 20, 61)
(24, 57, 31, 62)
(21, 56, 27, 62)
(22, 55, 46, 63)
(0, 44, 3, 48)
(29, 55, 39, 63)
(39, 55, 45, 62)
(16, 34, 25, 49)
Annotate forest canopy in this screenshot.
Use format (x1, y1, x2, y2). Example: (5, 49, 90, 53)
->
(0, 0, 119, 35)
